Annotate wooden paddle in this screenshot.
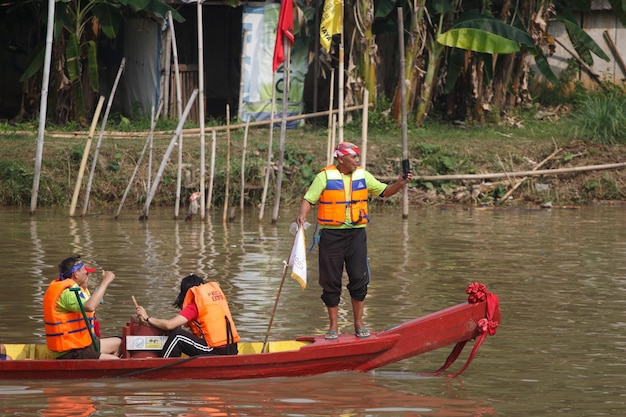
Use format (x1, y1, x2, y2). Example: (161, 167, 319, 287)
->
(70, 287, 99, 352)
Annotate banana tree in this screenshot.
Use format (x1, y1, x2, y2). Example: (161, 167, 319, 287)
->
(20, 0, 181, 123)
(394, 0, 612, 125)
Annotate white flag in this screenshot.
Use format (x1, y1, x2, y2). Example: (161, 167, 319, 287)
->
(288, 225, 307, 289)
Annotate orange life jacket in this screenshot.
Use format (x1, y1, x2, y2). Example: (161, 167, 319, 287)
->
(317, 165, 369, 226)
(183, 282, 240, 348)
(43, 279, 95, 352)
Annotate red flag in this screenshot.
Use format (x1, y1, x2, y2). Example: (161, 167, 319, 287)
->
(272, 0, 295, 73)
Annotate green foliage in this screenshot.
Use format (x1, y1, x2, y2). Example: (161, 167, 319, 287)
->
(571, 87, 626, 145)
(415, 143, 474, 175)
(284, 148, 317, 186)
(364, 97, 397, 132)
(583, 173, 625, 200)
(0, 161, 33, 206)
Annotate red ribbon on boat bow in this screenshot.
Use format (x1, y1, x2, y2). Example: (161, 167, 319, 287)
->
(423, 282, 499, 378)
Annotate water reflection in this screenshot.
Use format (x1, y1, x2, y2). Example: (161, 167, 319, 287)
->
(0, 373, 495, 417)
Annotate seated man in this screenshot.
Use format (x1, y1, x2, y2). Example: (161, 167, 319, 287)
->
(0, 343, 11, 360)
(43, 255, 121, 359)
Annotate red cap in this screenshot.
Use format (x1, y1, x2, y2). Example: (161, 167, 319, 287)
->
(85, 266, 96, 273)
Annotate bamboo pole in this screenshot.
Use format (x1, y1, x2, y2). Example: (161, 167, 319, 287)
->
(238, 29, 248, 121)
(326, 69, 335, 165)
(207, 129, 217, 210)
(498, 147, 562, 204)
(115, 103, 162, 220)
(223, 104, 231, 224)
(139, 89, 198, 221)
(69, 96, 105, 217)
(338, 0, 345, 144)
(240, 115, 251, 213)
(162, 18, 172, 119)
(416, 162, 626, 182)
(169, 10, 184, 219)
(259, 72, 277, 221)
(397, 7, 409, 220)
(360, 89, 369, 169)
(198, 0, 206, 221)
(271, 38, 291, 224)
(82, 58, 126, 217)
(603, 30, 626, 79)
(41, 104, 372, 140)
(30, 0, 55, 216)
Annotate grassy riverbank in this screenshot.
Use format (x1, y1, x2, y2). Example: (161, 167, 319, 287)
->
(1, 107, 626, 212)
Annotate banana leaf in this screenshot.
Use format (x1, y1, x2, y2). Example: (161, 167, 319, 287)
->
(66, 33, 81, 82)
(555, 16, 609, 65)
(437, 28, 520, 54)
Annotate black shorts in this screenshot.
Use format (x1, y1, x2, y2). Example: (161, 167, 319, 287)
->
(57, 345, 100, 360)
(319, 228, 370, 306)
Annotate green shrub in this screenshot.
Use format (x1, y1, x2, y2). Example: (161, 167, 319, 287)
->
(571, 87, 626, 145)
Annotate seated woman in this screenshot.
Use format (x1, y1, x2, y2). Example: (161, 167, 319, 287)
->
(135, 274, 239, 358)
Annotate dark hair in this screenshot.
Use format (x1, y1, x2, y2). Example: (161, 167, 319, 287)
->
(172, 274, 204, 309)
(59, 255, 81, 279)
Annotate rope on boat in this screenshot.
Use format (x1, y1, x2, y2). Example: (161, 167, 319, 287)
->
(422, 282, 500, 378)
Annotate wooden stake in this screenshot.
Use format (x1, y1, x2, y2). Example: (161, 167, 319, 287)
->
(499, 147, 562, 204)
(240, 115, 251, 213)
(397, 7, 409, 220)
(30, 0, 55, 216)
(83, 58, 126, 217)
(139, 89, 198, 220)
(259, 72, 277, 221)
(326, 69, 335, 165)
(197, 0, 206, 220)
(69, 96, 105, 217)
(361, 89, 369, 169)
(271, 37, 291, 224)
(169, 10, 184, 220)
(207, 130, 217, 210)
(115, 102, 162, 220)
(223, 104, 231, 224)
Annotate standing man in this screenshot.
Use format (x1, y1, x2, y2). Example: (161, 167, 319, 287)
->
(296, 142, 412, 339)
(43, 255, 121, 359)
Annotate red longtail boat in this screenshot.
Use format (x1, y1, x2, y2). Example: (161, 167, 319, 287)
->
(0, 283, 499, 380)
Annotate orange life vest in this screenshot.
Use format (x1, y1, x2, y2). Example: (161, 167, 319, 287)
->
(43, 279, 95, 352)
(317, 165, 369, 226)
(183, 282, 240, 348)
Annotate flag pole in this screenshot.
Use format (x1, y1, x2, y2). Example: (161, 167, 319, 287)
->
(261, 261, 289, 353)
(261, 224, 303, 353)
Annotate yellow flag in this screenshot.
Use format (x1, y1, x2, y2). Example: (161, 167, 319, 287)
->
(320, 0, 342, 52)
